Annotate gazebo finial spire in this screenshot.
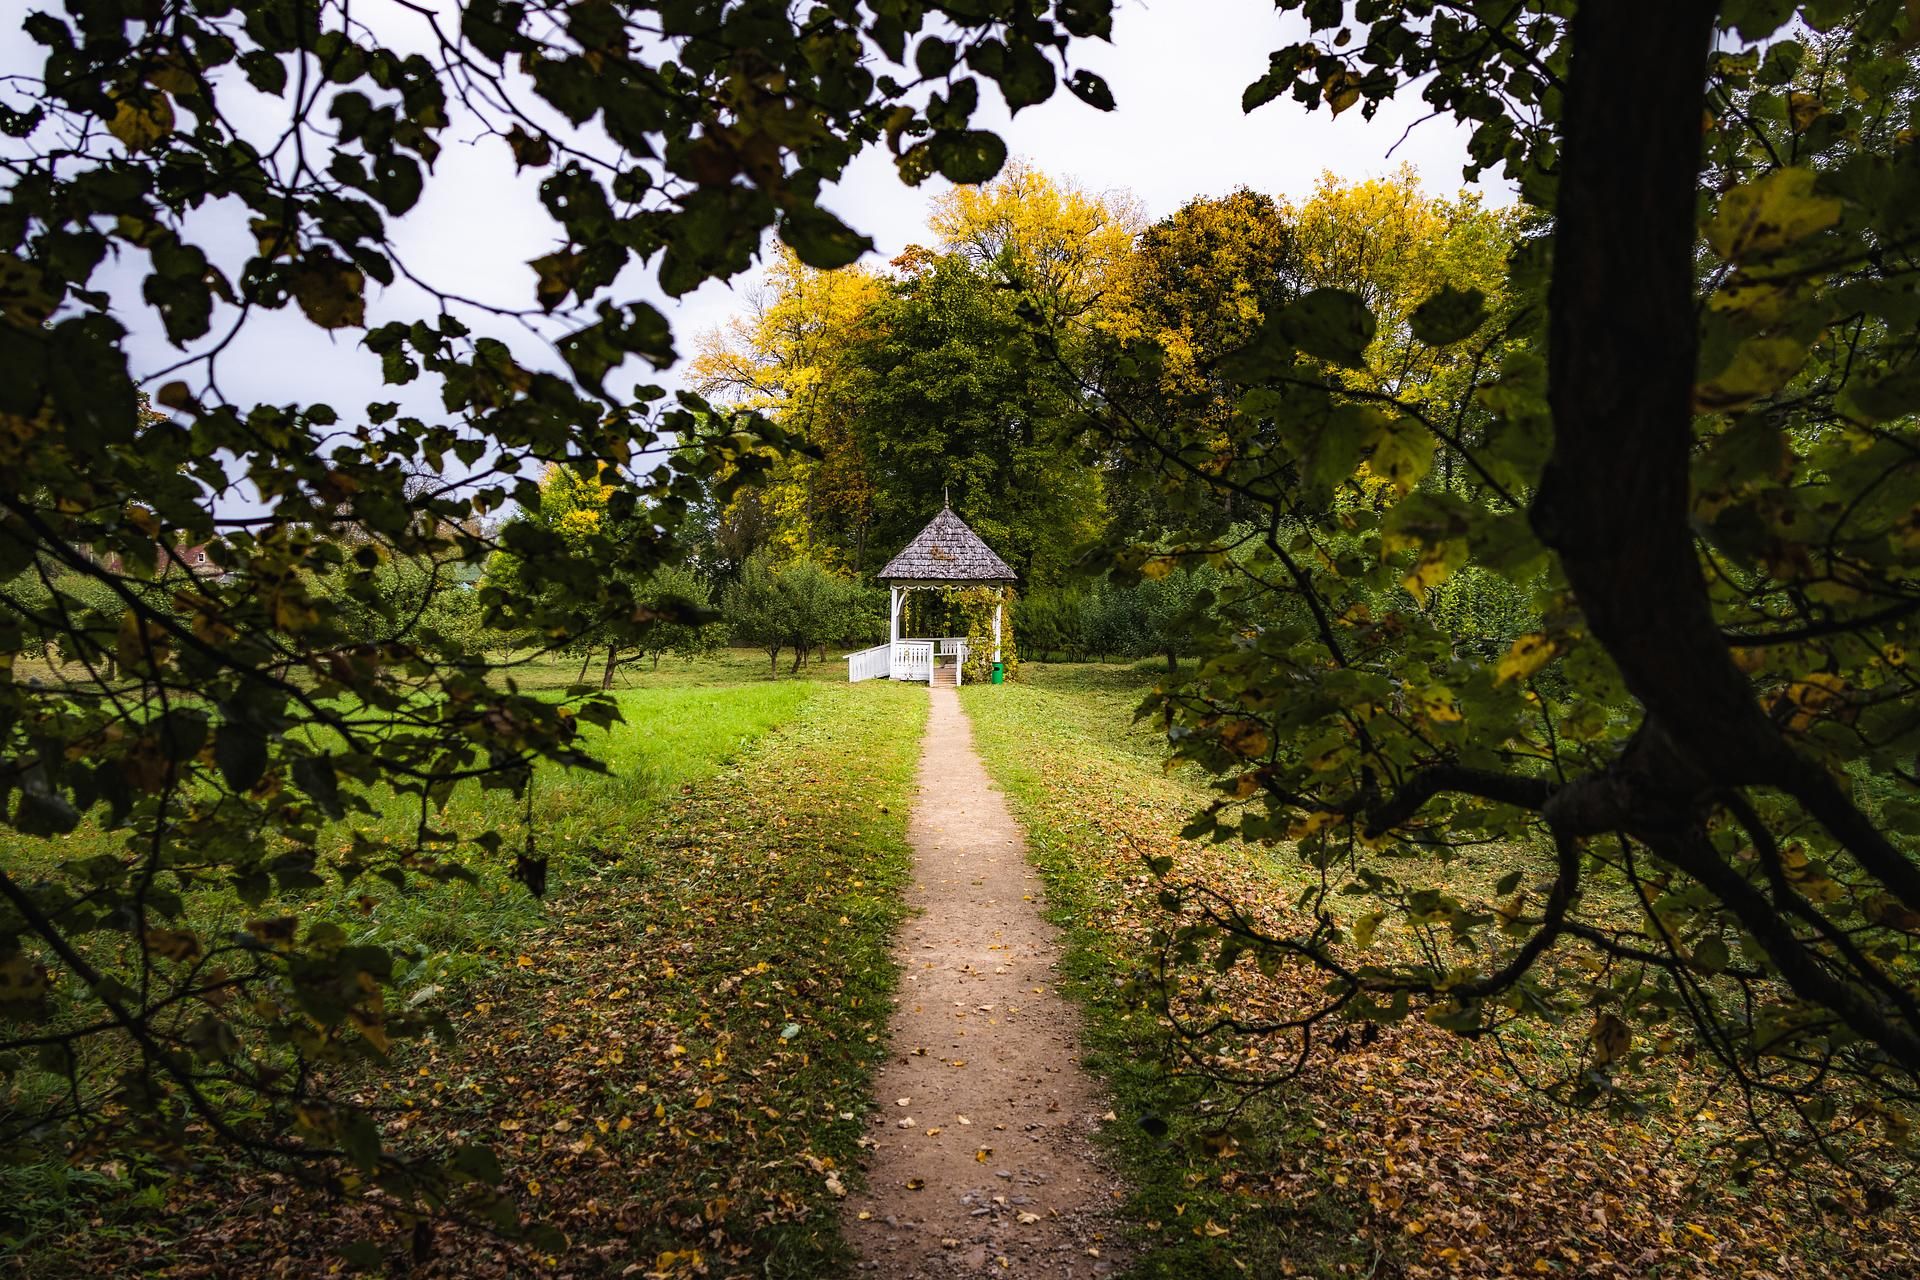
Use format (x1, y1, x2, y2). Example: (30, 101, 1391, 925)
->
(943, 484, 950, 509)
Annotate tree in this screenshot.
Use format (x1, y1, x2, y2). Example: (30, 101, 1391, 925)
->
(777, 558, 851, 672)
(1096, 176, 1520, 541)
(0, 0, 1111, 1218)
(722, 552, 793, 676)
(928, 159, 1142, 327)
(690, 247, 887, 570)
(1016, 584, 1089, 661)
(850, 252, 1109, 584)
(1130, 563, 1221, 673)
(1105, 0, 1920, 1182)
(634, 564, 720, 670)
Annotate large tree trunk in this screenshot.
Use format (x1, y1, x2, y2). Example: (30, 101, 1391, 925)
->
(1532, 1, 1768, 783)
(1536, 1, 1920, 1070)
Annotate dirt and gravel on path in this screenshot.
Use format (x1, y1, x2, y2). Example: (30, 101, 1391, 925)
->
(844, 685, 1130, 1279)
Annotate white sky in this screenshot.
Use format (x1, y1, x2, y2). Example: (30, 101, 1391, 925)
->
(3, 0, 1512, 429)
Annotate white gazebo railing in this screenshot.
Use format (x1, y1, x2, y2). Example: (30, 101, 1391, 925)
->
(847, 637, 972, 685)
(891, 640, 933, 682)
(848, 643, 891, 683)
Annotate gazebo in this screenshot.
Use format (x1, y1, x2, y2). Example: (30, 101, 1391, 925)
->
(847, 506, 1016, 686)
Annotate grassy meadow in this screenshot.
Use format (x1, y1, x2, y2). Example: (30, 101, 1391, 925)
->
(12, 651, 1913, 1277)
(962, 664, 1919, 1280)
(2, 648, 901, 1276)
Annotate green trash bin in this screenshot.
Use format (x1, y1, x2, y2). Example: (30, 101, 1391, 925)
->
(991, 662, 1005, 685)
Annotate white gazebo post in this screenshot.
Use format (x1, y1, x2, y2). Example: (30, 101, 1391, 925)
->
(889, 585, 901, 647)
(992, 592, 1003, 665)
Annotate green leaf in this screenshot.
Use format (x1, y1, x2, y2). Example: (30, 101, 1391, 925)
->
(1705, 167, 1842, 262)
(292, 754, 344, 820)
(1693, 335, 1810, 413)
(929, 131, 1008, 185)
(1495, 870, 1523, 896)
(215, 722, 269, 793)
(449, 1143, 504, 1184)
(1721, 0, 1798, 41)
(1409, 285, 1488, 346)
(915, 37, 955, 79)
(778, 205, 873, 271)
(336, 1242, 384, 1272)
(1278, 288, 1375, 368)
(1066, 70, 1115, 112)
(15, 783, 80, 837)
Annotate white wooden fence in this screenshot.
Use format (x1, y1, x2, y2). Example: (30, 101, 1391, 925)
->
(847, 643, 891, 683)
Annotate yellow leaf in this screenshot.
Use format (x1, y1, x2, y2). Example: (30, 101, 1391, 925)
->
(1367, 418, 1434, 496)
(1218, 718, 1271, 759)
(1287, 808, 1343, 840)
(1400, 540, 1466, 604)
(107, 89, 176, 151)
(1139, 556, 1177, 580)
(1495, 633, 1558, 685)
(1591, 1012, 1631, 1065)
(1350, 911, 1385, 949)
(1706, 167, 1842, 262)
(1411, 684, 1462, 724)
(693, 1092, 712, 1110)
(290, 261, 366, 330)
(1693, 335, 1811, 413)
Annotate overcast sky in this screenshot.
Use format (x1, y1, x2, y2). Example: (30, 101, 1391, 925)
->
(4, 0, 1513, 426)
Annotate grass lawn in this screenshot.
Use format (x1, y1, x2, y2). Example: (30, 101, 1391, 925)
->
(3, 651, 914, 1277)
(963, 662, 1918, 1280)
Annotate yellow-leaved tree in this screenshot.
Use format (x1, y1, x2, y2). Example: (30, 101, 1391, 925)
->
(1283, 166, 1522, 414)
(690, 245, 886, 569)
(1099, 170, 1522, 542)
(928, 159, 1143, 327)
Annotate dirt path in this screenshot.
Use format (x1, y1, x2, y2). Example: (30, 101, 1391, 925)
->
(845, 686, 1128, 1278)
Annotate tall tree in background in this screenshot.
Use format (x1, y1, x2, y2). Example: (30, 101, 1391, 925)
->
(851, 251, 1109, 583)
(690, 247, 886, 571)
(691, 165, 1130, 584)
(1096, 172, 1520, 541)
(928, 158, 1142, 326)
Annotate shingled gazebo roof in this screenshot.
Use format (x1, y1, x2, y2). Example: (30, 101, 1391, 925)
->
(878, 507, 1017, 584)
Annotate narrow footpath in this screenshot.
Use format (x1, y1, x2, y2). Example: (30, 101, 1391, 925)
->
(846, 686, 1128, 1278)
